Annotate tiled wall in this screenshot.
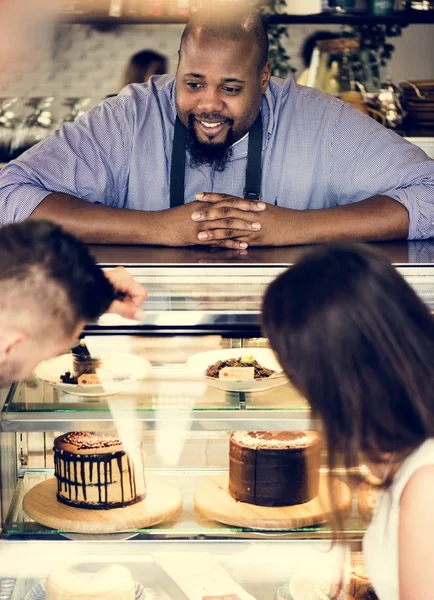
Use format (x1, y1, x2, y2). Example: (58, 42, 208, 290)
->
(0, 21, 336, 115)
(0, 21, 432, 120)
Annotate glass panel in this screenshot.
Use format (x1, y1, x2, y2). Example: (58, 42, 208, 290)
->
(95, 266, 285, 331)
(0, 539, 351, 600)
(92, 265, 434, 329)
(3, 469, 365, 541)
(396, 266, 434, 311)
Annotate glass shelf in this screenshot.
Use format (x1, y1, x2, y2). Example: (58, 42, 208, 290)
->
(1, 375, 312, 432)
(3, 469, 366, 542)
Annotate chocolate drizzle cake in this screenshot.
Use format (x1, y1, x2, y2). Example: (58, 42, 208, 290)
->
(53, 432, 146, 510)
(229, 431, 321, 507)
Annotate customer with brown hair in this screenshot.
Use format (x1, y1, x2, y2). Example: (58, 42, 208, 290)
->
(262, 243, 434, 599)
(0, 220, 146, 384)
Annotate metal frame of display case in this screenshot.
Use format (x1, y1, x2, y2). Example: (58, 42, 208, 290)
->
(1, 255, 434, 595)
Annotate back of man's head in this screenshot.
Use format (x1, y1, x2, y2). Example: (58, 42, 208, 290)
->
(0, 220, 114, 339)
(180, 3, 269, 71)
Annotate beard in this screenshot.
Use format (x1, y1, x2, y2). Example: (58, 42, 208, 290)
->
(185, 113, 234, 172)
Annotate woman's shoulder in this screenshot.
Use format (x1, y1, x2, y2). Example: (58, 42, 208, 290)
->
(394, 439, 434, 497)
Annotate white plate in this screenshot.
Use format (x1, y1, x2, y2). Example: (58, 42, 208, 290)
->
(25, 581, 148, 600)
(33, 353, 151, 396)
(186, 347, 287, 392)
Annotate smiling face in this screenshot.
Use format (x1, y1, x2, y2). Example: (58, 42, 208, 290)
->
(176, 32, 270, 166)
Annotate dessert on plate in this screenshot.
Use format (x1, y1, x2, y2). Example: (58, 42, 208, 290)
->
(206, 355, 276, 379)
(60, 340, 102, 385)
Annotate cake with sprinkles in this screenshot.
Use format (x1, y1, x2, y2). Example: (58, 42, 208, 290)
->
(53, 431, 146, 510)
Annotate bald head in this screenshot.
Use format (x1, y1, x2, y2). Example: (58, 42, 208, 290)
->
(180, 4, 269, 72)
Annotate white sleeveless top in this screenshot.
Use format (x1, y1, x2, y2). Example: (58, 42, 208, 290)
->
(363, 439, 434, 599)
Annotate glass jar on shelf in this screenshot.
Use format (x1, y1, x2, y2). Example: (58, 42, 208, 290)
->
(57, 97, 91, 128)
(327, 0, 356, 12)
(9, 97, 56, 161)
(0, 98, 19, 163)
(308, 37, 360, 95)
(402, 0, 434, 9)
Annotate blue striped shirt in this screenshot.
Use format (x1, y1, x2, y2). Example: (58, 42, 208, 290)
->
(0, 75, 433, 239)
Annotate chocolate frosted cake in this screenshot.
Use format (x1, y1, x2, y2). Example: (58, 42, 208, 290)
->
(229, 431, 321, 507)
(53, 432, 146, 509)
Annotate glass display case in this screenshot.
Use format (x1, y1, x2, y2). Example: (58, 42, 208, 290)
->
(1, 244, 434, 599)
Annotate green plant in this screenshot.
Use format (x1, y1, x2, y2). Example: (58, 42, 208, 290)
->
(344, 23, 406, 88)
(259, 0, 405, 84)
(260, 0, 297, 78)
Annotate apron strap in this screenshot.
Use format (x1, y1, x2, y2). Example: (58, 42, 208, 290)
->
(170, 116, 187, 208)
(169, 112, 263, 207)
(244, 113, 263, 201)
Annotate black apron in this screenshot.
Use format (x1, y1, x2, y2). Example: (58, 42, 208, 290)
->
(169, 113, 263, 208)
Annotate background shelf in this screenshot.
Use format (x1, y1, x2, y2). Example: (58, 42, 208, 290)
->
(59, 12, 434, 25)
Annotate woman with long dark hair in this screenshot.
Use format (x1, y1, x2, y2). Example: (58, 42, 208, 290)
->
(262, 243, 434, 599)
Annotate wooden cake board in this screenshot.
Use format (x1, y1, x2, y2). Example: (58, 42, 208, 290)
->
(194, 473, 352, 530)
(357, 481, 377, 524)
(23, 476, 182, 533)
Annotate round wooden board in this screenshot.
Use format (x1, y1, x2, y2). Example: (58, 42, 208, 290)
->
(194, 473, 352, 530)
(357, 481, 377, 524)
(23, 476, 182, 533)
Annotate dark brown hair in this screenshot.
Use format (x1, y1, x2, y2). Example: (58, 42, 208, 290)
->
(0, 220, 115, 334)
(262, 243, 434, 533)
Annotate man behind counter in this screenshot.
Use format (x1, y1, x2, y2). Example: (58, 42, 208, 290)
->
(0, 220, 146, 385)
(0, 4, 433, 249)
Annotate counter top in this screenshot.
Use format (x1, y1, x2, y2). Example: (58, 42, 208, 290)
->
(89, 240, 434, 266)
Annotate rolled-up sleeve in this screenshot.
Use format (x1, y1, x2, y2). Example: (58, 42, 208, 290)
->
(0, 97, 131, 225)
(330, 103, 434, 240)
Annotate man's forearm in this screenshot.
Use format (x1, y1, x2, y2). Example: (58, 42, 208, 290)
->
(28, 193, 162, 244)
(289, 196, 409, 245)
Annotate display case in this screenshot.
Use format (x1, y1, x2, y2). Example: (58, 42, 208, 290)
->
(1, 242, 434, 599)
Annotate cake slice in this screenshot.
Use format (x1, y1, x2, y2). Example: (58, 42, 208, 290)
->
(72, 340, 102, 378)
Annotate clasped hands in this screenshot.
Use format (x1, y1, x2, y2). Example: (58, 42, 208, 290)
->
(189, 192, 281, 249)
